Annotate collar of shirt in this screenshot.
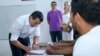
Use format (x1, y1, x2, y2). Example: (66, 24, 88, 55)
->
(25, 14, 31, 26)
(51, 9, 58, 12)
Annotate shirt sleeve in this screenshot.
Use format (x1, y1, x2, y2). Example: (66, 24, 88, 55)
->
(59, 11, 62, 20)
(10, 21, 23, 41)
(73, 36, 95, 56)
(34, 25, 40, 36)
(47, 12, 50, 23)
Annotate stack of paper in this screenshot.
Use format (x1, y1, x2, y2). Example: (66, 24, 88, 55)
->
(30, 50, 46, 55)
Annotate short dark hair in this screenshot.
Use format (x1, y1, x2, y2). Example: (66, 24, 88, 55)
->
(51, 1, 57, 5)
(71, 0, 100, 25)
(31, 11, 43, 22)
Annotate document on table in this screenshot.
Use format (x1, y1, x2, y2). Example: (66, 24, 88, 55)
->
(30, 50, 46, 55)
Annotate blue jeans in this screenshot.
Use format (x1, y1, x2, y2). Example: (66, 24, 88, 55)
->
(9, 33, 30, 56)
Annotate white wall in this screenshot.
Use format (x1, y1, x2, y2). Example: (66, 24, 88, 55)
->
(0, 0, 35, 6)
(0, 0, 36, 39)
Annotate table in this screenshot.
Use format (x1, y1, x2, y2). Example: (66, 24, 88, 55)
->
(26, 42, 73, 56)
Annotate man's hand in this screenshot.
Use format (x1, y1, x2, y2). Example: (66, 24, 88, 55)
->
(46, 48, 57, 54)
(59, 40, 67, 43)
(23, 46, 31, 53)
(32, 43, 38, 49)
(33, 36, 39, 49)
(11, 40, 31, 53)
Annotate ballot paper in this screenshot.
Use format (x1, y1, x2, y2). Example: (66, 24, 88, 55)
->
(30, 50, 46, 55)
(47, 42, 53, 46)
(27, 54, 47, 56)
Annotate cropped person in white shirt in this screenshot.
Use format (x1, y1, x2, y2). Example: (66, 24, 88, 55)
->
(9, 11, 43, 56)
(71, 0, 100, 56)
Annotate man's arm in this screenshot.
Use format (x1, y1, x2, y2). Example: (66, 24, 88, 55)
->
(33, 36, 39, 44)
(47, 41, 74, 55)
(47, 20, 50, 25)
(47, 45, 73, 55)
(47, 12, 50, 25)
(56, 46, 73, 54)
(32, 36, 39, 49)
(32, 26, 40, 49)
(10, 21, 31, 52)
(60, 40, 75, 43)
(11, 41, 31, 52)
(59, 11, 63, 27)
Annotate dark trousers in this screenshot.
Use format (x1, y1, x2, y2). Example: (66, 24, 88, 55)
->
(50, 31, 62, 42)
(9, 33, 30, 56)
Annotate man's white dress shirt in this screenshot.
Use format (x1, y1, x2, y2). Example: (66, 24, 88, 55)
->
(9, 14, 40, 41)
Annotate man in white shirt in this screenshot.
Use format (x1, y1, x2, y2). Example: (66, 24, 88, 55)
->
(71, 0, 100, 56)
(9, 11, 43, 56)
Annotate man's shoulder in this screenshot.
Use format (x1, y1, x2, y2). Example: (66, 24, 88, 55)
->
(48, 10, 52, 13)
(18, 14, 30, 19)
(16, 14, 30, 24)
(48, 10, 61, 13)
(73, 32, 100, 56)
(73, 26, 100, 56)
(57, 9, 61, 12)
(74, 26, 100, 47)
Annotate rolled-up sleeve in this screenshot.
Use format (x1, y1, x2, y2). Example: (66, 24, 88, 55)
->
(34, 25, 40, 37)
(10, 21, 23, 41)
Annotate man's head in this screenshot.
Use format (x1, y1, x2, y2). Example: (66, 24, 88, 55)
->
(71, 0, 100, 34)
(51, 1, 57, 10)
(64, 1, 70, 12)
(29, 11, 43, 27)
